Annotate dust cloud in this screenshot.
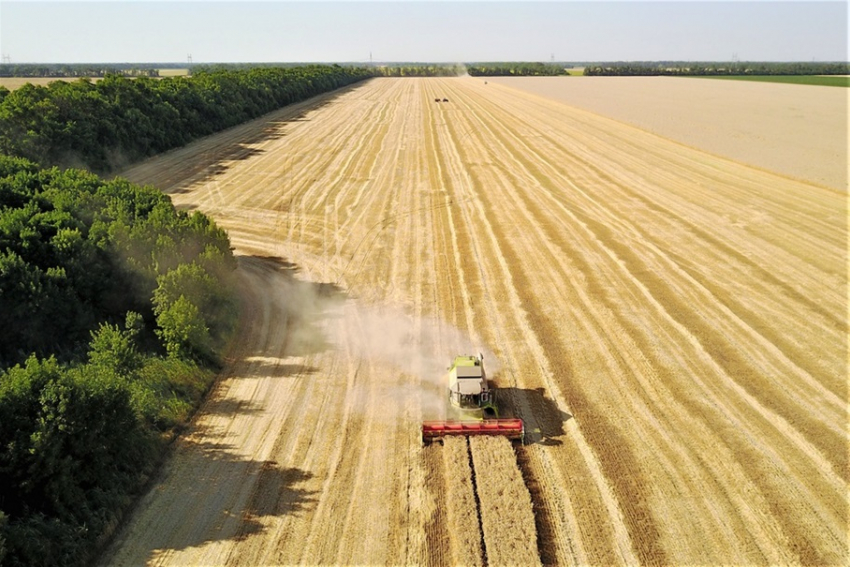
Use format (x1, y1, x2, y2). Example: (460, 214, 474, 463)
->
(276, 272, 498, 420)
(330, 300, 500, 419)
(453, 63, 469, 77)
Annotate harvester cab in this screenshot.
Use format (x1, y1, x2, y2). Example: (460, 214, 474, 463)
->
(422, 353, 524, 444)
(448, 353, 497, 418)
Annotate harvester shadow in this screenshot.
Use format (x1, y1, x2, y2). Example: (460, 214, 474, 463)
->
(498, 387, 572, 446)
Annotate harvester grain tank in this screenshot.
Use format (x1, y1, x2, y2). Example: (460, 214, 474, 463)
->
(422, 354, 524, 443)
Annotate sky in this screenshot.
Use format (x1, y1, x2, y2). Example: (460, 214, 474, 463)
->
(0, 1, 847, 63)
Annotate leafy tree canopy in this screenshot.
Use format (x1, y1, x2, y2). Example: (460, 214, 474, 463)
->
(0, 65, 374, 173)
(0, 156, 238, 566)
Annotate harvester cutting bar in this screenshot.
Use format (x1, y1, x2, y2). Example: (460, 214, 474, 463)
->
(422, 419, 524, 443)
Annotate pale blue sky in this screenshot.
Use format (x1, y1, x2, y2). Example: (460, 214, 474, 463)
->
(1, 1, 846, 63)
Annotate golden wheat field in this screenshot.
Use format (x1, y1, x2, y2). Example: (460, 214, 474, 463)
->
(100, 77, 848, 566)
(486, 75, 848, 191)
(0, 77, 96, 89)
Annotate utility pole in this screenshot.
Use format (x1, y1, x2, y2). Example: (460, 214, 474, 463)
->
(187, 53, 193, 65)
(1, 54, 10, 64)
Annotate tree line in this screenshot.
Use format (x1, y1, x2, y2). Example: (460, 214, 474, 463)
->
(0, 64, 161, 78)
(373, 64, 466, 77)
(0, 65, 373, 173)
(467, 62, 567, 76)
(0, 155, 239, 565)
(583, 61, 850, 76)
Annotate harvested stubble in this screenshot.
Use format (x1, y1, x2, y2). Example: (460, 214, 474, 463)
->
(442, 436, 484, 566)
(469, 436, 541, 567)
(105, 76, 847, 566)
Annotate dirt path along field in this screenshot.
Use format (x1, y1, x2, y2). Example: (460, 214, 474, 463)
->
(103, 77, 848, 566)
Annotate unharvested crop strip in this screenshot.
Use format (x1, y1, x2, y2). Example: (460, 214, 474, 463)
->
(422, 445, 452, 567)
(514, 445, 558, 565)
(442, 437, 485, 566)
(469, 436, 541, 567)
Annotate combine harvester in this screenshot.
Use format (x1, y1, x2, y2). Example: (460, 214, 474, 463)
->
(422, 354, 524, 444)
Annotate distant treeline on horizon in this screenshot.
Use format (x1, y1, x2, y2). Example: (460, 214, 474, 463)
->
(582, 61, 850, 76)
(3, 61, 848, 78)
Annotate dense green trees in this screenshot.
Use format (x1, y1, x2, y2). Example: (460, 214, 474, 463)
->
(0, 159, 236, 367)
(467, 62, 567, 76)
(0, 65, 373, 173)
(369, 62, 568, 76)
(374, 64, 465, 77)
(0, 156, 238, 566)
(0, 64, 160, 78)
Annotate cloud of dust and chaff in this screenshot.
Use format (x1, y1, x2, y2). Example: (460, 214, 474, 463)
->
(276, 275, 499, 420)
(452, 63, 469, 77)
